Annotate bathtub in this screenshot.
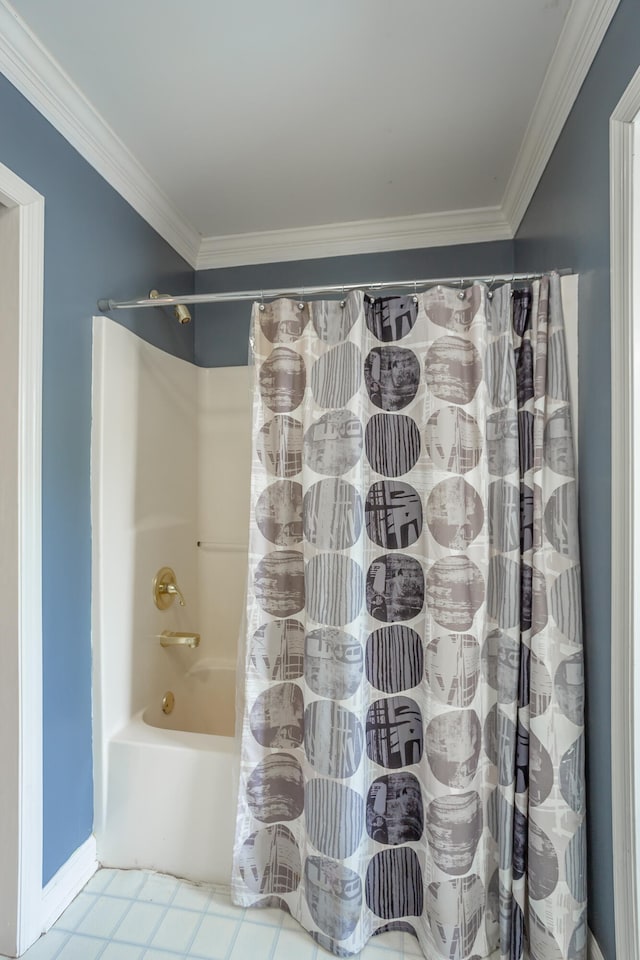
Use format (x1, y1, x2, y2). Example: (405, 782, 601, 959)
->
(99, 663, 239, 885)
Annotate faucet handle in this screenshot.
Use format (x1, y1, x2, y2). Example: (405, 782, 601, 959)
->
(165, 583, 185, 606)
(153, 567, 187, 609)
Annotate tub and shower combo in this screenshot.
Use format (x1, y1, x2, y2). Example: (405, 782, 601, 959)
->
(91, 316, 249, 884)
(91, 278, 580, 944)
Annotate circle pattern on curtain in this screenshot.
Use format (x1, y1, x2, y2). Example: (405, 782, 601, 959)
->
(232, 280, 586, 960)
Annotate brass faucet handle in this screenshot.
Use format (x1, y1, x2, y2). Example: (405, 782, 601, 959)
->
(153, 567, 187, 609)
(165, 583, 186, 606)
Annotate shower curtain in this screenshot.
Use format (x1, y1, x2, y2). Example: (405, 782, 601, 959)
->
(231, 274, 585, 960)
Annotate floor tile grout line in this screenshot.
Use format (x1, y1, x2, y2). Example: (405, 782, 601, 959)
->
(102, 869, 148, 901)
(91, 896, 140, 960)
(175, 901, 211, 957)
(151, 925, 253, 960)
(48, 926, 195, 958)
(43, 907, 264, 958)
(52, 887, 108, 936)
(139, 875, 184, 952)
(86, 890, 226, 915)
(221, 915, 245, 960)
(54, 895, 139, 933)
(141, 951, 172, 960)
(265, 923, 282, 960)
(39, 929, 73, 960)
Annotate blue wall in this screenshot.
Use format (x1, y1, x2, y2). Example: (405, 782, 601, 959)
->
(0, 72, 195, 885)
(0, 64, 513, 890)
(194, 241, 514, 366)
(515, 3, 640, 955)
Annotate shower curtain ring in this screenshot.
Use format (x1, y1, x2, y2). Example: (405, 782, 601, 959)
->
(458, 278, 466, 300)
(259, 290, 265, 312)
(487, 277, 495, 300)
(340, 285, 346, 308)
(413, 280, 418, 304)
(298, 287, 305, 310)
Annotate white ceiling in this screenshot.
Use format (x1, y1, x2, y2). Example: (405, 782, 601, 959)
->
(1, 0, 618, 266)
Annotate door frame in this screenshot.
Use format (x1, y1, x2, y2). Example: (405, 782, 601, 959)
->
(610, 64, 640, 959)
(0, 161, 44, 955)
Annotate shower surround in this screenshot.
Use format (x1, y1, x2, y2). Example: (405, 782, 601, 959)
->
(89, 276, 580, 956)
(91, 317, 250, 883)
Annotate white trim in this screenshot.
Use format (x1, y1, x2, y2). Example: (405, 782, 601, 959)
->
(15, 178, 44, 956)
(503, 0, 620, 233)
(610, 63, 640, 960)
(0, 162, 44, 956)
(40, 836, 97, 935)
(90, 317, 107, 852)
(588, 929, 606, 960)
(0, 1, 200, 268)
(196, 206, 512, 270)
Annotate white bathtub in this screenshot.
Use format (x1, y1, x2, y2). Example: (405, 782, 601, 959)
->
(144, 660, 237, 737)
(99, 664, 239, 885)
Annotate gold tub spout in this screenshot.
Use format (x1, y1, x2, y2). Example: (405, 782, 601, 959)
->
(158, 631, 200, 649)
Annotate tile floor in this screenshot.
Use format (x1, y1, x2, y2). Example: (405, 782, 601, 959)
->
(4, 868, 422, 960)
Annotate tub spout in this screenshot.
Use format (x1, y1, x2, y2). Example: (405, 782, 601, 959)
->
(158, 631, 200, 649)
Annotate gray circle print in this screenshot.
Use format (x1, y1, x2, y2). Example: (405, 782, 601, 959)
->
(259, 347, 306, 413)
(254, 550, 305, 618)
(425, 335, 482, 405)
(238, 824, 301, 894)
(306, 553, 364, 626)
(365, 295, 418, 342)
(304, 628, 363, 699)
(257, 416, 303, 477)
(423, 284, 482, 333)
(303, 478, 363, 550)
(304, 700, 364, 778)
(366, 554, 424, 623)
(311, 342, 362, 408)
(246, 753, 304, 823)
(255, 480, 303, 546)
(366, 625, 423, 693)
(365, 480, 422, 549)
(364, 347, 420, 411)
(365, 414, 421, 477)
(424, 406, 482, 475)
(303, 409, 363, 476)
(365, 696, 424, 768)
(251, 619, 304, 680)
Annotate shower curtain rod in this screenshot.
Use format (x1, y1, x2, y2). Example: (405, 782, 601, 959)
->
(97, 270, 570, 312)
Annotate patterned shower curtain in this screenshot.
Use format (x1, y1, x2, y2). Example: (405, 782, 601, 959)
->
(231, 275, 586, 960)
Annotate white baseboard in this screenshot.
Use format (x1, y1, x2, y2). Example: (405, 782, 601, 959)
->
(589, 929, 605, 960)
(40, 835, 98, 933)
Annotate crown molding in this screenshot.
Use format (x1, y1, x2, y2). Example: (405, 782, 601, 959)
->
(0, 0, 618, 270)
(502, 0, 620, 234)
(196, 206, 512, 270)
(0, 1, 200, 267)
